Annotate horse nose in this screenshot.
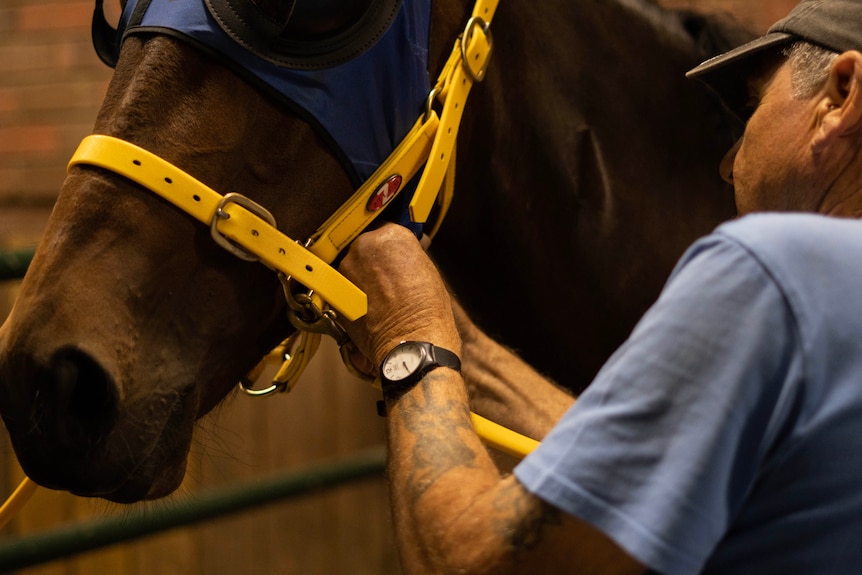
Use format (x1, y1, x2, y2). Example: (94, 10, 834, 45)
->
(0, 344, 128, 495)
(39, 346, 119, 448)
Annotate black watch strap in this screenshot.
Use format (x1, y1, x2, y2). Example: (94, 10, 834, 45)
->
(379, 341, 461, 396)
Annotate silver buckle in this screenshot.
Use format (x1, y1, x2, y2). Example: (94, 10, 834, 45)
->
(461, 16, 493, 83)
(210, 192, 277, 262)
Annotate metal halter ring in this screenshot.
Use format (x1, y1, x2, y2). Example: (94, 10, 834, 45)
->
(461, 16, 493, 83)
(210, 192, 277, 262)
(239, 378, 285, 397)
(281, 274, 349, 345)
(424, 86, 442, 123)
(238, 331, 301, 397)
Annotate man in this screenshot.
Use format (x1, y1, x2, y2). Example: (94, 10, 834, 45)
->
(340, 0, 862, 573)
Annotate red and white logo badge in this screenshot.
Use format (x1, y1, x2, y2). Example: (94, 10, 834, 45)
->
(367, 175, 402, 212)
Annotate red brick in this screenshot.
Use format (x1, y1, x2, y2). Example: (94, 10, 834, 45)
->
(17, 2, 92, 32)
(0, 90, 18, 114)
(0, 125, 60, 154)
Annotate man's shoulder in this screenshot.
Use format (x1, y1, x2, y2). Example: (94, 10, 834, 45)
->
(705, 213, 862, 320)
(715, 213, 862, 254)
(672, 213, 862, 309)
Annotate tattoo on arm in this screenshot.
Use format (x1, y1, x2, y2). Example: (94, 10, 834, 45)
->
(389, 372, 571, 569)
(494, 479, 563, 557)
(393, 372, 480, 503)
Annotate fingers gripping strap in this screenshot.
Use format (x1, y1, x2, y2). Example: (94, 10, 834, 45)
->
(68, 135, 367, 321)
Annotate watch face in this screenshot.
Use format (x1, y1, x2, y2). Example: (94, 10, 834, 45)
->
(382, 342, 425, 382)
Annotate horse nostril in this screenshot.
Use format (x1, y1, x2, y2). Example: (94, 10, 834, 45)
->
(44, 347, 119, 445)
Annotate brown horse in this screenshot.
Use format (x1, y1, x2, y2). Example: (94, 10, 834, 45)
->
(0, 0, 746, 503)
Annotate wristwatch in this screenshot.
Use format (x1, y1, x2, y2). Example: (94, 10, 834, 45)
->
(379, 341, 461, 394)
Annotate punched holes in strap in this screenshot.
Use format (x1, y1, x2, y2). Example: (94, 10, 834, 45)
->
(408, 8, 494, 224)
(67, 135, 367, 321)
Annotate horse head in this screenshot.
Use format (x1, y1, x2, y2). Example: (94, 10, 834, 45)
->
(0, 27, 364, 502)
(0, 0, 461, 502)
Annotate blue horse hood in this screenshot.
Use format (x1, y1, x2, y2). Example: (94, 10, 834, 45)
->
(113, 0, 432, 188)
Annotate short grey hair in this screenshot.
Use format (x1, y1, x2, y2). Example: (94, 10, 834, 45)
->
(781, 41, 839, 99)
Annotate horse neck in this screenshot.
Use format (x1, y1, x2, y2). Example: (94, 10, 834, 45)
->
(429, 0, 741, 390)
(429, 0, 473, 76)
(451, 0, 742, 173)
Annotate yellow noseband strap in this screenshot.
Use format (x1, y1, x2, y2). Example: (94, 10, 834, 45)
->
(68, 134, 368, 322)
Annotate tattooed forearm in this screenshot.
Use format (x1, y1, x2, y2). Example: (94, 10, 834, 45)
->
(494, 478, 563, 557)
(389, 371, 481, 503)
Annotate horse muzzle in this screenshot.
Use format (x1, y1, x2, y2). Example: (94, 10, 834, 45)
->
(0, 342, 190, 502)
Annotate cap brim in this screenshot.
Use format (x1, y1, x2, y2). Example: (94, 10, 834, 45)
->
(687, 32, 794, 78)
(686, 32, 796, 119)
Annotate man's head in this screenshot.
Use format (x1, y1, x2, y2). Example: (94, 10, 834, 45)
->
(688, 0, 862, 216)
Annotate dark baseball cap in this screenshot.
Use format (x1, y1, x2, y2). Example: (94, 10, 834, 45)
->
(687, 0, 862, 119)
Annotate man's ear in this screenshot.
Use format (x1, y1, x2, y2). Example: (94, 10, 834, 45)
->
(813, 51, 862, 153)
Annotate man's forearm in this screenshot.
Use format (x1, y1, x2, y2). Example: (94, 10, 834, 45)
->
(454, 302, 575, 441)
(384, 368, 521, 574)
(382, 368, 624, 575)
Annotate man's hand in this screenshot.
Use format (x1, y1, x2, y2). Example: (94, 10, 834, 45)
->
(339, 224, 461, 369)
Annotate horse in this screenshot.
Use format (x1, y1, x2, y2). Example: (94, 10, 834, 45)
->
(0, 0, 746, 503)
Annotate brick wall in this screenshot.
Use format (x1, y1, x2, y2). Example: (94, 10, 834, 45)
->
(0, 0, 119, 246)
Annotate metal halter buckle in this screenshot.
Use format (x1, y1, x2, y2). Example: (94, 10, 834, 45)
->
(210, 192, 277, 262)
(461, 16, 493, 83)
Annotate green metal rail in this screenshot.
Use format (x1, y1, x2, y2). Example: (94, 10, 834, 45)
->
(0, 247, 35, 281)
(0, 445, 387, 571)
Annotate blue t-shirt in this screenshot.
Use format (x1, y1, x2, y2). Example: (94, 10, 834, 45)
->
(515, 213, 862, 575)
